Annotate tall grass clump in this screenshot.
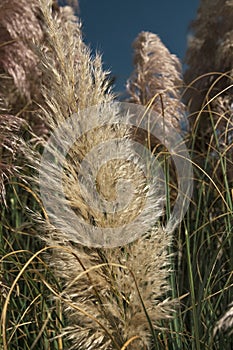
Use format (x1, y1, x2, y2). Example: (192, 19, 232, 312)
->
(177, 0, 233, 349)
(1, 0, 175, 349)
(0, 1, 76, 349)
(0, 0, 232, 349)
(24, 2, 175, 348)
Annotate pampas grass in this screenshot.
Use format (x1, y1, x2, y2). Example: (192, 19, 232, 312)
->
(0, 1, 174, 349)
(184, 0, 233, 141)
(25, 1, 174, 348)
(0, 0, 43, 98)
(47, 228, 173, 350)
(182, 1, 233, 349)
(0, 0, 232, 349)
(0, 0, 59, 137)
(127, 31, 186, 132)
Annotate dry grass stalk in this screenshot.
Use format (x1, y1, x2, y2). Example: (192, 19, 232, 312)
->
(0, 0, 61, 137)
(23, 1, 175, 349)
(183, 2, 233, 341)
(184, 0, 233, 183)
(127, 31, 186, 134)
(0, 0, 63, 204)
(184, 0, 233, 118)
(126, 31, 186, 210)
(0, 0, 174, 347)
(0, 0, 43, 98)
(185, 0, 233, 109)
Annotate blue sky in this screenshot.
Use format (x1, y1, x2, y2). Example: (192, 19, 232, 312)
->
(78, 1, 200, 92)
